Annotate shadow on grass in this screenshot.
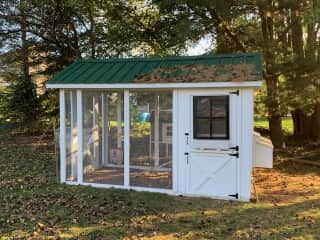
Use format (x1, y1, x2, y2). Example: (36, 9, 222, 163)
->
(1, 181, 319, 239)
(0, 137, 320, 239)
(56, 195, 320, 239)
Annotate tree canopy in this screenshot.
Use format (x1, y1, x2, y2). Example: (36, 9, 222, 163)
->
(0, 0, 319, 145)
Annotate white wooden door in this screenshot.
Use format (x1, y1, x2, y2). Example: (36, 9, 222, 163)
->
(179, 89, 240, 199)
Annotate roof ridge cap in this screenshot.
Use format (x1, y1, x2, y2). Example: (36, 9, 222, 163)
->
(76, 53, 260, 63)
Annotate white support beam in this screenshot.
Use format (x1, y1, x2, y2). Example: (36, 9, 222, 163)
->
(92, 95, 96, 159)
(239, 88, 254, 201)
(105, 94, 110, 166)
(70, 92, 73, 177)
(154, 95, 160, 167)
(172, 90, 178, 192)
(77, 90, 83, 184)
(59, 90, 66, 183)
(124, 90, 130, 187)
(70, 92, 77, 180)
(117, 95, 122, 149)
(101, 93, 106, 166)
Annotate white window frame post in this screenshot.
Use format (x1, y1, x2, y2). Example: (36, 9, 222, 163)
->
(77, 90, 83, 184)
(101, 93, 106, 166)
(59, 90, 66, 183)
(124, 90, 130, 187)
(154, 95, 160, 167)
(172, 90, 178, 193)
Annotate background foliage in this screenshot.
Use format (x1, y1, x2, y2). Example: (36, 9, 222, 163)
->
(0, 0, 320, 146)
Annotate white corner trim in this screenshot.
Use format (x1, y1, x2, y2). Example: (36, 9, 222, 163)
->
(77, 90, 83, 184)
(172, 90, 178, 193)
(124, 90, 130, 187)
(46, 81, 262, 89)
(59, 90, 66, 183)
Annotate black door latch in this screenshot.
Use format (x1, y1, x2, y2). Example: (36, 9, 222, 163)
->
(229, 90, 239, 95)
(228, 193, 239, 199)
(229, 146, 239, 151)
(229, 152, 239, 158)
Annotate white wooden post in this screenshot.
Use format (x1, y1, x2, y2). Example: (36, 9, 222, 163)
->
(70, 92, 78, 180)
(95, 95, 101, 168)
(240, 89, 254, 201)
(124, 90, 130, 187)
(70, 92, 73, 178)
(117, 95, 122, 149)
(77, 90, 83, 184)
(105, 94, 109, 165)
(101, 93, 106, 166)
(154, 95, 160, 167)
(59, 90, 66, 183)
(172, 90, 178, 192)
(92, 95, 96, 159)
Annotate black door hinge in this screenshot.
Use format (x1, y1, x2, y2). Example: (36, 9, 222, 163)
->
(229, 146, 239, 151)
(184, 152, 189, 164)
(228, 193, 239, 199)
(229, 152, 239, 158)
(230, 90, 239, 96)
(185, 133, 189, 144)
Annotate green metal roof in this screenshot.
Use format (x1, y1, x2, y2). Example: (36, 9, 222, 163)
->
(47, 53, 262, 85)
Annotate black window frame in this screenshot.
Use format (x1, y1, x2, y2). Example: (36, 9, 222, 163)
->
(193, 95, 230, 140)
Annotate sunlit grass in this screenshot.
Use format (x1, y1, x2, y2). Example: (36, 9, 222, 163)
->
(254, 116, 293, 134)
(0, 136, 320, 239)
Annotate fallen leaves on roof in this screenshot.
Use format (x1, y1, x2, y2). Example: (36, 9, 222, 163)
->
(133, 63, 257, 83)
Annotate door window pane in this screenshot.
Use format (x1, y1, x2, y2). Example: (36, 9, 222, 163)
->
(193, 96, 229, 139)
(195, 119, 210, 138)
(211, 97, 228, 118)
(212, 118, 227, 138)
(195, 97, 210, 117)
(130, 91, 172, 189)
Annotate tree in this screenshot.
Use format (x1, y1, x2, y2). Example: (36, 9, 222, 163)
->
(285, 0, 320, 140)
(0, 0, 188, 131)
(152, 1, 285, 147)
(0, 0, 40, 130)
(152, 0, 320, 146)
(257, 1, 284, 148)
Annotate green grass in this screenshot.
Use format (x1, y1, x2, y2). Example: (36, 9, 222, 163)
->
(0, 136, 319, 239)
(254, 116, 293, 134)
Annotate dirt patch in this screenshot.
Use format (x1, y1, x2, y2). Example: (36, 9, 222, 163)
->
(252, 160, 320, 205)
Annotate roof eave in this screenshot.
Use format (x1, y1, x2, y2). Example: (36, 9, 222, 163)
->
(46, 81, 262, 89)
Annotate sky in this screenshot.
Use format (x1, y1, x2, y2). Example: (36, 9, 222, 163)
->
(186, 35, 213, 56)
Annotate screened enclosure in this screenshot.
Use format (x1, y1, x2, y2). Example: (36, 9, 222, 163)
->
(129, 91, 172, 189)
(60, 90, 173, 190)
(82, 91, 124, 185)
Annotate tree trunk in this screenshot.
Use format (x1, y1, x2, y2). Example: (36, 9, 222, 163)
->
(266, 75, 284, 148)
(313, 103, 320, 140)
(21, 0, 30, 83)
(88, 3, 96, 58)
(290, 1, 320, 141)
(291, 6, 304, 58)
(292, 104, 320, 140)
(20, 0, 39, 130)
(259, 3, 284, 148)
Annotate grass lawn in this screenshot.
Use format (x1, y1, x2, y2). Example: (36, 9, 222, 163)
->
(0, 135, 320, 239)
(254, 117, 293, 134)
